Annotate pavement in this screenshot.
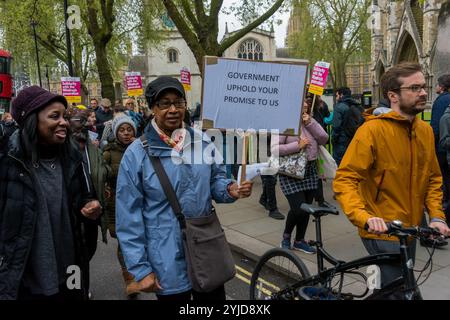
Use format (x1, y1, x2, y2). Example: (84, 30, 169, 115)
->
(215, 178, 450, 300)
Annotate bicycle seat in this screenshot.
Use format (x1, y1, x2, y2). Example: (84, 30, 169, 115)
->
(301, 203, 339, 217)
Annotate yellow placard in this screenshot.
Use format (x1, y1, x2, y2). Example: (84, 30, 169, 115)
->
(308, 84, 324, 96)
(182, 83, 191, 91)
(127, 89, 144, 97)
(65, 96, 82, 104)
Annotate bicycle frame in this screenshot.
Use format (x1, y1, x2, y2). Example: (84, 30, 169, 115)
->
(309, 215, 420, 299)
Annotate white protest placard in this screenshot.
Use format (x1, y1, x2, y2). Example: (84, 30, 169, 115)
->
(201, 57, 308, 135)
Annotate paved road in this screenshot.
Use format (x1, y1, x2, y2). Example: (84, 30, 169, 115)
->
(89, 235, 257, 300)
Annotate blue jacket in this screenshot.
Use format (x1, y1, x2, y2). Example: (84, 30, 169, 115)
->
(115, 124, 235, 295)
(431, 92, 450, 154)
(331, 96, 359, 144)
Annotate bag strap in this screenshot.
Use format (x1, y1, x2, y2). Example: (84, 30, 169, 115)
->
(140, 136, 186, 230)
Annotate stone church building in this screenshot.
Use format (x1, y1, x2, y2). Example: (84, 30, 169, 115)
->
(371, 0, 450, 105)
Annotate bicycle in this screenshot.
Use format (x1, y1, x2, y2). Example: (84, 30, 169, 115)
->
(249, 203, 448, 300)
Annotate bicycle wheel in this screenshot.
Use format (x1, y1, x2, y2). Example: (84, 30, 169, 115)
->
(249, 248, 311, 300)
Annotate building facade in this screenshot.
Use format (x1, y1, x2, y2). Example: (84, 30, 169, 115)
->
(141, 19, 280, 111)
(371, 0, 450, 105)
(346, 62, 372, 96)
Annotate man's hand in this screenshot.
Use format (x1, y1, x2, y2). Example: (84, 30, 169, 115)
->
(366, 217, 388, 234)
(81, 200, 102, 220)
(138, 272, 163, 293)
(228, 181, 253, 199)
(429, 221, 450, 237)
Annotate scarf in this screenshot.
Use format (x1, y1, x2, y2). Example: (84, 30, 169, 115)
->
(151, 118, 186, 152)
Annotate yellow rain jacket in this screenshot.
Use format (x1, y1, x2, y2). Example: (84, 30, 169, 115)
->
(333, 110, 446, 241)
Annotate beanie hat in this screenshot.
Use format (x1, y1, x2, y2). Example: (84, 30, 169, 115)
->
(112, 114, 136, 138)
(11, 86, 68, 127)
(144, 76, 186, 108)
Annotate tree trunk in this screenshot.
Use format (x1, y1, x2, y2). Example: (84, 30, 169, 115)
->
(94, 43, 115, 103)
(85, 0, 115, 104)
(333, 57, 347, 88)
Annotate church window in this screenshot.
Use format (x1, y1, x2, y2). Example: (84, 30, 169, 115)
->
(168, 49, 179, 63)
(237, 39, 264, 61)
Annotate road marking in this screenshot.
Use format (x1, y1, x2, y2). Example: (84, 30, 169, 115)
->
(235, 265, 252, 277)
(235, 265, 281, 291)
(235, 272, 273, 296)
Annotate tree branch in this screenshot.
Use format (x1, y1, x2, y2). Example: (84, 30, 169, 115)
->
(180, 0, 201, 35)
(36, 35, 67, 65)
(209, 0, 224, 22)
(117, 22, 143, 39)
(86, 0, 101, 40)
(194, 0, 207, 22)
(162, 0, 206, 58)
(219, 0, 284, 54)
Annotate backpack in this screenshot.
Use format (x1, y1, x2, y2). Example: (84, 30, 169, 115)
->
(341, 101, 365, 139)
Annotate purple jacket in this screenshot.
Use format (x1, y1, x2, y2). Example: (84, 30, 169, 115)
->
(271, 118, 329, 161)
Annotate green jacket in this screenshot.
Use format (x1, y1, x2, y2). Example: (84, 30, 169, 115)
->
(103, 140, 127, 228)
(86, 141, 110, 242)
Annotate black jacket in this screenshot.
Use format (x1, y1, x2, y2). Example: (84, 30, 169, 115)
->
(0, 121, 19, 153)
(313, 101, 330, 131)
(0, 131, 97, 300)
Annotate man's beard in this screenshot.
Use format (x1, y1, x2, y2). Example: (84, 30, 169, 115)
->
(399, 97, 427, 116)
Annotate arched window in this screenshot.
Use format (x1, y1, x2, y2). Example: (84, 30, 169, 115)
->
(168, 49, 178, 63)
(237, 39, 264, 61)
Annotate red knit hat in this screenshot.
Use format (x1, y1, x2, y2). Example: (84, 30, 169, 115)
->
(11, 86, 68, 127)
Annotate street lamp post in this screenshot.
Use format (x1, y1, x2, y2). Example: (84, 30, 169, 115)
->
(30, 20, 42, 87)
(64, 0, 74, 76)
(45, 64, 51, 91)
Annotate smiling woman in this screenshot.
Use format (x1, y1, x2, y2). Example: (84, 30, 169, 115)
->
(37, 102, 69, 146)
(0, 86, 102, 300)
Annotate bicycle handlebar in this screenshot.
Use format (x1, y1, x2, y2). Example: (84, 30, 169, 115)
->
(363, 220, 448, 239)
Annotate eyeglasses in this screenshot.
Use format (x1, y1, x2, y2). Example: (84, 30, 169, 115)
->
(155, 99, 186, 110)
(393, 84, 427, 93)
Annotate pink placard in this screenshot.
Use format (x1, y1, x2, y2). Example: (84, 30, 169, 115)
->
(310, 62, 330, 88)
(61, 77, 81, 96)
(180, 68, 191, 85)
(126, 74, 142, 90)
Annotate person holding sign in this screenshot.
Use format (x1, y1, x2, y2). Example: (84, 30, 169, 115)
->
(115, 76, 253, 301)
(273, 101, 329, 254)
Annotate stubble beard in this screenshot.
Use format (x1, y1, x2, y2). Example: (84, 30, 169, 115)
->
(399, 98, 426, 116)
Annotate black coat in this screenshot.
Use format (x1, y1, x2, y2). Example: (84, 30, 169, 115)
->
(0, 131, 97, 300)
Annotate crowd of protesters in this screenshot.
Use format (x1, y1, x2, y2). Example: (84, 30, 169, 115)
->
(1, 64, 450, 301)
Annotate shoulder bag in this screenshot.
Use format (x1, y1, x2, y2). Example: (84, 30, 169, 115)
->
(268, 148, 308, 179)
(140, 136, 236, 293)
